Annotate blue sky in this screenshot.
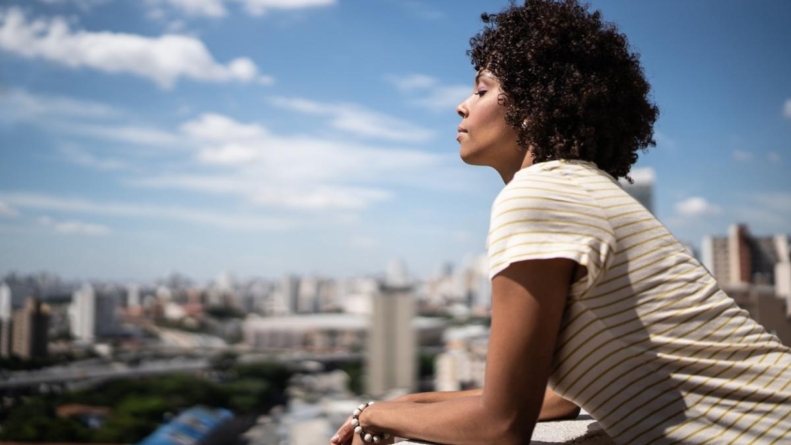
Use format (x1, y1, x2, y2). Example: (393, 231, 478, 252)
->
(0, 0, 789, 282)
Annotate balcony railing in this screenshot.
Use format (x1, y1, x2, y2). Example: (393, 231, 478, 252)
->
(398, 413, 613, 444)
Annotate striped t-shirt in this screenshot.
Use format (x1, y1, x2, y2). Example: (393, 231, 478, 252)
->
(487, 159, 791, 444)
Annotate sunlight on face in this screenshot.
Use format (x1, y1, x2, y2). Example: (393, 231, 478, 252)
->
(455, 71, 521, 174)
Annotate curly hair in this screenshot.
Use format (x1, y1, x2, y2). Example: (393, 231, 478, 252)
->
(468, 0, 659, 181)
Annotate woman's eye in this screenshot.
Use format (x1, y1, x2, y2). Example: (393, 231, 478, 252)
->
(475, 89, 487, 97)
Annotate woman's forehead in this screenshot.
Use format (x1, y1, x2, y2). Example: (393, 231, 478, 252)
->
(475, 69, 498, 83)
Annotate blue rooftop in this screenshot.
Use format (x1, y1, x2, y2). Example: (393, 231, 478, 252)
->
(136, 406, 234, 445)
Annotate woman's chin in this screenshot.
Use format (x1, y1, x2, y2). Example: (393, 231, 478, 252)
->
(459, 146, 486, 166)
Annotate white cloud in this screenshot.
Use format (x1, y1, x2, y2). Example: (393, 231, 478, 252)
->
(768, 151, 781, 163)
(2, 192, 297, 231)
(250, 186, 391, 210)
(148, 0, 335, 18)
(784, 98, 791, 119)
(55, 221, 111, 235)
(675, 197, 721, 217)
(385, 74, 469, 112)
(180, 113, 268, 142)
(39, 0, 111, 11)
(0, 201, 19, 218)
(37, 214, 111, 235)
(58, 145, 129, 171)
(732, 149, 753, 161)
(61, 122, 184, 148)
(198, 144, 260, 165)
(386, 74, 436, 90)
(177, 112, 440, 180)
(234, 0, 335, 16)
(622, 167, 655, 185)
(0, 89, 185, 150)
(270, 97, 434, 143)
(0, 7, 273, 89)
(126, 111, 477, 210)
(152, 0, 228, 17)
(0, 88, 121, 123)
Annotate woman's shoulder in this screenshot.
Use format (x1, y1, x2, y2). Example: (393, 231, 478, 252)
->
(498, 160, 606, 205)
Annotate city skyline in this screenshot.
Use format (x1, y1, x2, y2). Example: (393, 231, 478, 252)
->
(0, 0, 789, 281)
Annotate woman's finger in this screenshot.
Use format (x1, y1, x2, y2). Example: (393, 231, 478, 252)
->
(331, 415, 354, 444)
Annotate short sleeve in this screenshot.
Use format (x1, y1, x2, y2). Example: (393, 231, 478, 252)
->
(487, 170, 615, 293)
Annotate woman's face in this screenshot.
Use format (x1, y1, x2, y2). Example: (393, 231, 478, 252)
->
(456, 71, 522, 173)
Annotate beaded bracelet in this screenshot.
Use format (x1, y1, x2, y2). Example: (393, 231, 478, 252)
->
(351, 401, 391, 443)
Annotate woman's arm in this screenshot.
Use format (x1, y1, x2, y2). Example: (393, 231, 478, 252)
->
(394, 389, 482, 403)
(332, 388, 578, 444)
(341, 258, 575, 445)
(394, 387, 578, 420)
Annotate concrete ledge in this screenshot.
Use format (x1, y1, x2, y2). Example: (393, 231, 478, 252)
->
(398, 414, 613, 444)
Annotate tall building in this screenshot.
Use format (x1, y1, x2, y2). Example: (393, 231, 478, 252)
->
(0, 282, 10, 320)
(702, 224, 791, 321)
(366, 281, 416, 396)
(297, 276, 319, 313)
(0, 282, 12, 357)
(472, 254, 492, 312)
(127, 284, 140, 308)
(619, 167, 655, 215)
(70, 284, 96, 342)
(279, 275, 300, 314)
(702, 224, 789, 286)
(95, 291, 120, 337)
(11, 297, 50, 358)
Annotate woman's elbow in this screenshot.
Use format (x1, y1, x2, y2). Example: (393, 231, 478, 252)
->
(486, 415, 536, 445)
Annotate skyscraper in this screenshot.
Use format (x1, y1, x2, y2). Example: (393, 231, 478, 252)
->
(70, 284, 96, 343)
(11, 297, 50, 358)
(297, 275, 319, 313)
(95, 291, 119, 338)
(279, 275, 300, 315)
(0, 282, 12, 357)
(366, 279, 416, 396)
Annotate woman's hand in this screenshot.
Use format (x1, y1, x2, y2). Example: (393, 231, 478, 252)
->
(330, 405, 394, 445)
(330, 414, 354, 445)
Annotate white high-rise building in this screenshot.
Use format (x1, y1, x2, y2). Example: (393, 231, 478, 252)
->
(0, 283, 10, 321)
(127, 284, 140, 308)
(297, 276, 319, 313)
(70, 284, 120, 342)
(366, 281, 416, 396)
(0, 282, 12, 357)
(217, 271, 235, 291)
(70, 284, 96, 343)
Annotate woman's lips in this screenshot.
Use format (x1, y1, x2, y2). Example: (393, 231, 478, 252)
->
(456, 126, 467, 141)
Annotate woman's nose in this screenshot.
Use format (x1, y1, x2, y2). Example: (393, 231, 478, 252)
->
(456, 101, 468, 118)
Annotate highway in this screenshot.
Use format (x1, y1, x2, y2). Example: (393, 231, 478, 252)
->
(0, 358, 209, 390)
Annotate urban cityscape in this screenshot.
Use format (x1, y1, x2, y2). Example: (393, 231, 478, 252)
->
(1, 1, 789, 444)
(1, 177, 790, 444)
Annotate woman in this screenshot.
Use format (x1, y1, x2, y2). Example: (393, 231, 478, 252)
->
(331, 1, 791, 444)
